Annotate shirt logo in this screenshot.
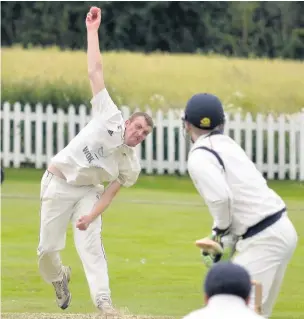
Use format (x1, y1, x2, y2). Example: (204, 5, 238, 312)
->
(107, 130, 114, 136)
(96, 147, 104, 158)
(83, 146, 94, 163)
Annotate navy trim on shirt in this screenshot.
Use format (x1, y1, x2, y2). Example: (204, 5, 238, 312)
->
(193, 130, 225, 171)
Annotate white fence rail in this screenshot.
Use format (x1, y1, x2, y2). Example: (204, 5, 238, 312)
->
(1, 102, 304, 180)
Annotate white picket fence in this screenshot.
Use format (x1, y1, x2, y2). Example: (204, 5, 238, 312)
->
(1, 102, 304, 180)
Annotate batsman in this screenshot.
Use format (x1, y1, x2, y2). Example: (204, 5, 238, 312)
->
(182, 93, 298, 318)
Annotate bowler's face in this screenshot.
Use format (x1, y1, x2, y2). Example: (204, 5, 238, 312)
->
(124, 116, 152, 147)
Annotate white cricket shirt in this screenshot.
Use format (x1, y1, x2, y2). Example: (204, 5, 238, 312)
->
(187, 132, 286, 236)
(50, 88, 141, 187)
(182, 295, 265, 319)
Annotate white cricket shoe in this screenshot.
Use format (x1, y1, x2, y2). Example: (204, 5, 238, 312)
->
(52, 266, 72, 310)
(96, 295, 118, 316)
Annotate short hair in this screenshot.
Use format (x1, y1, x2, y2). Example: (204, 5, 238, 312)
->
(129, 112, 154, 128)
(188, 122, 224, 136)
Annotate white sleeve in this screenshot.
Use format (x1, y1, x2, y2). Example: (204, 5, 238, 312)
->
(90, 88, 125, 133)
(117, 152, 141, 188)
(90, 88, 121, 119)
(188, 149, 233, 230)
(117, 169, 140, 188)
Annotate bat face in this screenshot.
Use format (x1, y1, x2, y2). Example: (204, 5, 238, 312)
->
(195, 238, 223, 255)
(195, 237, 263, 315)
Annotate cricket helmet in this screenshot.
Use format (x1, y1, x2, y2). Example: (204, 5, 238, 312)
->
(183, 93, 225, 130)
(204, 262, 251, 301)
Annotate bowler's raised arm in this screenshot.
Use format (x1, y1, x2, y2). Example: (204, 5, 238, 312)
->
(86, 6, 105, 96)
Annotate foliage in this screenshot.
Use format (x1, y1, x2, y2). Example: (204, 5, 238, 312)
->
(2, 47, 304, 113)
(1, 1, 304, 60)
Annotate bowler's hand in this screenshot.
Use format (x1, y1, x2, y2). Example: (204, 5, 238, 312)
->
(76, 215, 93, 231)
(86, 6, 101, 31)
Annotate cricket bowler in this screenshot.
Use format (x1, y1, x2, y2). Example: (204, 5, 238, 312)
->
(37, 6, 153, 314)
(182, 93, 298, 318)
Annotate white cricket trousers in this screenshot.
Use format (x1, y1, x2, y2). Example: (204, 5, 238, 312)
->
(233, 213, 298, 318)
(37, 170, 109, 307)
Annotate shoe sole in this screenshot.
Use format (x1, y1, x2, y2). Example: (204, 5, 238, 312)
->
(60, 293, 72, 310)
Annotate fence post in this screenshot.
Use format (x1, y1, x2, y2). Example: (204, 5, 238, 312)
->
(68, 105, 76, 142)
(35, 103, 43, 169)
(2, 102, 11, 167)
(244, 113, 253, 160)
(278, 114, 286, 180)
(24, 104, 32, 164)
(266, 114, 275, 180)
(79, 105, 87, 130)
(156, 109, 165, 174)
(57, 108, 65, 154)
(288, 114, 297, 180)
(167, 109, 175, 174)
(13, 102, 22, 168)
(299, 111, 304, 181)
(255, 113, 264, 174)
(234, 112, 242, 145)
(46, 104, 54, 165)
(145, 107, 153, 174)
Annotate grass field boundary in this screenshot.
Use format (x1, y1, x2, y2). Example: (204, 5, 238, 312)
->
(2, 193, 201, 206)
(2, 193, 303, 212)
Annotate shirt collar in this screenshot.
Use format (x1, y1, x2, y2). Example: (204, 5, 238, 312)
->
(207, 294, 248, 308)
(190, 132, 210, 152)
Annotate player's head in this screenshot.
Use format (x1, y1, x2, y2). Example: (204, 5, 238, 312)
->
(124, 112, 154, 147)
(182, 93, 225, 142)
(203, 262, 252, 306)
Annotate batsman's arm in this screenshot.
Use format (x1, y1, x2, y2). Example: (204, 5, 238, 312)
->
(86, 8, 105, 96)
(188, 151, 233, 230)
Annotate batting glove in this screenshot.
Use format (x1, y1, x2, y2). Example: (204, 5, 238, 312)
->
(211, 227, 238, 261)
(201, 250, 222, 268)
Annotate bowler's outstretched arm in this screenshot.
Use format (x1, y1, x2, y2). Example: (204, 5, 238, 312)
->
(86, 7, 105, 96)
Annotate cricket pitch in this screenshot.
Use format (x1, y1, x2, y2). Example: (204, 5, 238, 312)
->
(1, 314, 173, 319)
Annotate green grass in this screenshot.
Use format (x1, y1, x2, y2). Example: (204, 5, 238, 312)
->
(2, 46, 304, 113)
(1, 169, 304, 318)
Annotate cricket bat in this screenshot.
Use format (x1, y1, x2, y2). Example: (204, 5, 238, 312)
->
(195, 237, 223, 255)
(251, 280, 262, 314)
(195, 237, 263, 314)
